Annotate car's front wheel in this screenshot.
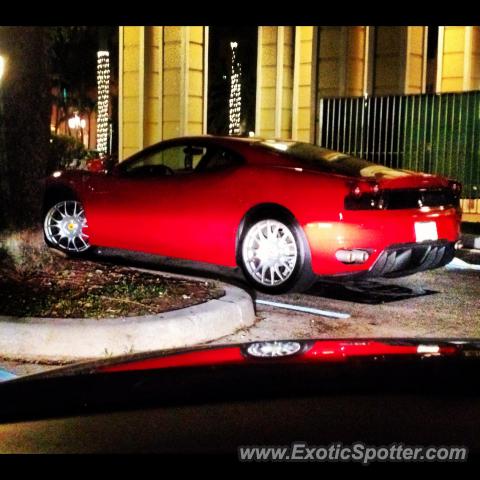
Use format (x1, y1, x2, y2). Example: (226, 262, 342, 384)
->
(239, 216, 315, 294)
(43, 200, 91, 255)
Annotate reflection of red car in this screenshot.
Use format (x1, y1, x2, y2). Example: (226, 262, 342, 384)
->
(43, 136, 462, 293)
(85, 157, 106, 173)
(1, 339, 480, 455)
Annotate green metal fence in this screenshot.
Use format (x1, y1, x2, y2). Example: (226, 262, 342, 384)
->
(317, 92, 480, 215)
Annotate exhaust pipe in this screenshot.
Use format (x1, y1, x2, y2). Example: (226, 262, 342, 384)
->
(335, 249, 370, 264)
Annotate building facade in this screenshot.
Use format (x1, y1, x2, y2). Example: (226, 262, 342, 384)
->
(118, 26, 480, 220)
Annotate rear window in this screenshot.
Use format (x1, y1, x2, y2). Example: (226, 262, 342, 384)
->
(255, 140, 409, 179)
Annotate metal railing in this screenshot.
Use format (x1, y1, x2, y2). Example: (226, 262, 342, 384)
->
(317, 92, 480, 218)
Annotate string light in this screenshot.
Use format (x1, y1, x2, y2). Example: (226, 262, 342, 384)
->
(96, 50, 110, 155)
(229, 42, 242, 136)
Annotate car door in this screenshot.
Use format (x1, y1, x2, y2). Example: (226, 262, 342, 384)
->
(161, 144, 246, 265)
(85, 141, 244, 266)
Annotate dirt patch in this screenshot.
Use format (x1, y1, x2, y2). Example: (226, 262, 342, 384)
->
(0, 231, 224, 319)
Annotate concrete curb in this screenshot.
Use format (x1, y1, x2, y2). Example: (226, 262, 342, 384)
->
(0, 280, 255, 363)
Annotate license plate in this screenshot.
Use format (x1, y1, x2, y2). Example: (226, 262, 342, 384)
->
(415, 221, 438, 242)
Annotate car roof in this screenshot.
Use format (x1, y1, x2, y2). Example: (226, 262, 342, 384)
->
(156, 134, 296, 146)
(122, 135, 298, 165)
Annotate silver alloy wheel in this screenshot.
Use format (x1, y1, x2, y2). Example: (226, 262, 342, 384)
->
(242, 219, 298, 287)
(44, 200, 90, 253)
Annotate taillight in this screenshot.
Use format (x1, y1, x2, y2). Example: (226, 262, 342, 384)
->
(345, 181, 382, 210)
(349, 181, 380, 197)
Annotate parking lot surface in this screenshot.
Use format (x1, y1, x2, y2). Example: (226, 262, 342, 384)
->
(1, 248, 479, 377)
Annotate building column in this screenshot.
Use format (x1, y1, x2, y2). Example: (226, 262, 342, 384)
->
(371, 26, 409, 96)
(119, 26, 206, 161)
(143, 26, 163, 148)
(255, 26, 278, 138)
(437, 26, 477, 93)
(160, 26, 205, 140)
(404, 26, 427, 94)
(291, 26, 315, 142)
(316, 27, 367, 99)
(255, 26, 315, 141)
(119, 26, 145, 160)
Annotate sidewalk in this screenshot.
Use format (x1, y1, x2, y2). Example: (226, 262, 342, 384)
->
(0, 270, 256, 363)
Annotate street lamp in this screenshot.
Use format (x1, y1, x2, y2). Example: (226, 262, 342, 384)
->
(68, 112, 86, 130)
(0, 55, 5, 83)
(68, 112, 86, 144)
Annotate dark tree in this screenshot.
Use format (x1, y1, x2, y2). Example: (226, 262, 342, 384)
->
(0, 26, 119, 233)
(0, 27, 51, 232)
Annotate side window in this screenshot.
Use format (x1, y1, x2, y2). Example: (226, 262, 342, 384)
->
(121, 145, 206, 177)
(180, 146, 206, 172)
(195, 147, 243, 173)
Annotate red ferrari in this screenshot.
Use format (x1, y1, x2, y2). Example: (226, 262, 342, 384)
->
(43, 136, 462, 293)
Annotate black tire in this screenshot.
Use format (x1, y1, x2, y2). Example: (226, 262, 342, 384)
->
(238, 210, 316, 294)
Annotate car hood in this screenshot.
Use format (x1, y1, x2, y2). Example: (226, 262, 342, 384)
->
(6, 338, 479, 383)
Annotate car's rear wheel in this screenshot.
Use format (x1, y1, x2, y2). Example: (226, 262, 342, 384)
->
(43, 200, 91, 255)
(239, 216, 315, 294)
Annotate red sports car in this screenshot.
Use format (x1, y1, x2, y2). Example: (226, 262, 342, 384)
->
(43, 136, 462, 293)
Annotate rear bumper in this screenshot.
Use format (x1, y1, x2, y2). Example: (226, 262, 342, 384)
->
(315, 240, 456, 281)
(304, 206, 461, 277)
(366, 240, 456, 278)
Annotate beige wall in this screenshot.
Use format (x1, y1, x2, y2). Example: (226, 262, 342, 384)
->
(317, 26, 366, 98)
(440, 26, 467, 92)
(471, 27, 480, 90)
(281, 27, 295, 138)
(372, 26, 407, 95)
(119, 25, 480, 159)
(119, 26, 206, 160)
(293, 26, 315, 142)
(438, 26, 480, 93)
(256, 26, 278, 138)
(405, 26, 426, 94)
(121, 26, 143, 159)
(143, 27, 162, 147)
(315, 26, 427, 98)
(255, 26, 295, 139)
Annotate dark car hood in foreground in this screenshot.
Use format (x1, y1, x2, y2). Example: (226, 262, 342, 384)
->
(2, 338, 480, 454)
(5, 338, 480, 384)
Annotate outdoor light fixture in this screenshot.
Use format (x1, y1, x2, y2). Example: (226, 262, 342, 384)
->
(0, 55, 5, 82)
(228, 42, 242, 136)
(68, 113, 86, 130)
(246, 341, 302, 358)
(96, 50, 110, 155)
